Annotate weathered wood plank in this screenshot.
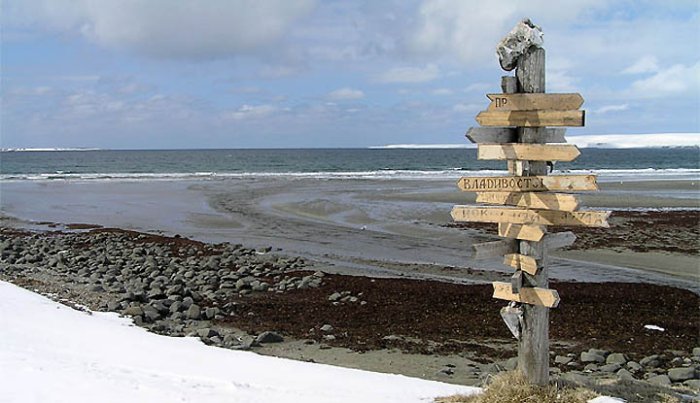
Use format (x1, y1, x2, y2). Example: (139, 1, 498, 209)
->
(544, 231, 577, 250)
(492, 282, 560, 308)
(498, 223, 546, 242)
(487, 93, 584, 111)
(465, 127, 566, 144)
(457, 174, 598, 192)
(451, 206, 610, 227)
(476, 110, 585, 127)
(478, 192, 579, 212)
(504, 253, 539, 275)
(471, 239, 518, 260)
(478, 144, 580, 162)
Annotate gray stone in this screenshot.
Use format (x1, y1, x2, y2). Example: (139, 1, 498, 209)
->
(683, 379, 700, 390)
(328, 292, 342, 302)
(640, 354, 660, 367)
(583, 363, 599, 372)
(668, 367, 696, 382)
(647, 374, 671, 386)
(606, 353, 628, 365)
(123, 306, 144, 317)
(197, 328, 219, 338)
(626, 361, 643, 373)
(504, 357, 518, 371)
(580, 351, 606, 364)
(555, 355, 573, 365)
(255, 331, 284, 344)
(559, 372, 590, 385)
(186, 304, 201, 320)
(693, 347, 700, 357)
(204, 307, 218, 320)
(616, 368, 635, 381)
(142, 305, 161, 321)
(599, 363, 622, 373)
(320, 324, 334, 333)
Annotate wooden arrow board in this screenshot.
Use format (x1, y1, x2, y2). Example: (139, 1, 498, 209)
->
(466, 127, 566, 144)
(472, 239, 518, 260)
(499, 223, 546, 242)
(544, 231, 577, 250)
(478, 144, 580, 162)
(476, 110, 585, 127)
(493, 282, 560, 308)
(451, 206, 611, 227)
(486, 93, 584, 111)
(457, 174, 597, 192)
(477, 192, 579, 212)
(504, 253, 539, 275)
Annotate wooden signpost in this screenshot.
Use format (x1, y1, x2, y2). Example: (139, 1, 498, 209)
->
(452, 19, 610, 386)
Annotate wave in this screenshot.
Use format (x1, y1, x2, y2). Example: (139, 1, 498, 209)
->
(0, 147, 102, 152)
(1, 168, 698, 182)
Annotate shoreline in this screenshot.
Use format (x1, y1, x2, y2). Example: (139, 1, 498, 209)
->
(1, 225, 698, 397)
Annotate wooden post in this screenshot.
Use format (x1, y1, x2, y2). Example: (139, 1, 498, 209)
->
(516, 46, 550, 386)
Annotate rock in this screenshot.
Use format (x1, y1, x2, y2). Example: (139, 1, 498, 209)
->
(320, 324, 334, 333)
(328, 292, 342, 302)
(142, 305, 161, 321)
(683, 379, 700, 390)
(599, 363, 622, 373)
(106, 300, 121, 311)
(616, 368, 635, 381)
(555, 355, 573, 365)
(382, 335, 402, 342)
(323, 335, 336, 341)
(204, 307, 218, 320)
(123, 306, 144, 317)
(580, 351, 606, 364)
(583, 363, 599, 372)
(255, 331, 284, 344)
(647, 374, 671, 386)
(186, 304, 201, 320)
(436, 367, 454, 376)
(693, 347, 700, 357)
(606, 353, 627, 365)
(626, 361, 643, 373)
(197, 328, 219, 338)
(667, 367, 696, 382)
(640, 355, 660, 368)
(560, 372, 590, 385)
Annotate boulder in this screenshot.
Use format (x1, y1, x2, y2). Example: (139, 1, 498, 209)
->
(606, 353, 627, 365)
(667, 367, 696, 382)
(580, 351, 605, 364)
(255, 331, 284, 344)
(647, 374, 671, 386)
(186, 304, 201, 320)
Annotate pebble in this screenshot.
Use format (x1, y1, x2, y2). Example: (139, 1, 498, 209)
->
(255, 331, 284, 344)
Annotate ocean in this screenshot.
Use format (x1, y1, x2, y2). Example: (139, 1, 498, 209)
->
(1, 148, 699, 182)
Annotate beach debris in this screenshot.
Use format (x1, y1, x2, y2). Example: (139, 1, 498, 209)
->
(643, 324, 665, 332)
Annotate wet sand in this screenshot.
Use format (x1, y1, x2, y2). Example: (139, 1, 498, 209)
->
(1, 178, 698, 291)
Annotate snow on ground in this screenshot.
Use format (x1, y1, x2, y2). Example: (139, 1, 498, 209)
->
(0, 281, 478, 403)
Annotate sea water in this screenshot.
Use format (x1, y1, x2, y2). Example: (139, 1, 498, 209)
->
(1, 148, 698, 182)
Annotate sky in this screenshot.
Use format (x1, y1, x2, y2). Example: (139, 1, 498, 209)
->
(1, 0, 699, 149)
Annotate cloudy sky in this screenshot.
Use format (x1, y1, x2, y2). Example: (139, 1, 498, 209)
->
(2, 0, 698, 149)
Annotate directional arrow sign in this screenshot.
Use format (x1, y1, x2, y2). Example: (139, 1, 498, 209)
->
(486, 93, 584, 111)
(504, 253, 539, 275)
(472, 239, 518, 260)
(492, 282, 560, 308)
(451, 206, 611, 227)
(477, 192, 579, 211)
(499, 223, 546, 242)
(476, 110, 585, 127)
(457, 175, 597, 192)
(544, 231, 577, 250)
(465, 127, 566, 144)
(478, 144, 580, 161)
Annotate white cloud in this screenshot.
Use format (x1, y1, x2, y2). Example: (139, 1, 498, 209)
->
(13, 0, 316, 59)
(327, 88, 365, 100)
(452, 103, 479, 113)
(226, 104, 278, 120)
(595, 104, 629, 114)
(377, 64, 440, 84)
(408, 0, 608, 64)
(622, 55, 659, 74)
(431, 88, 453, 95)
(630, 62, 700, 97)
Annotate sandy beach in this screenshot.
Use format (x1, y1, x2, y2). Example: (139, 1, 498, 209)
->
(1, 176, 699, 397)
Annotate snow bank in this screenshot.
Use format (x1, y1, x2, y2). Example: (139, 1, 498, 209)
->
(0, 281, 478, 403)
